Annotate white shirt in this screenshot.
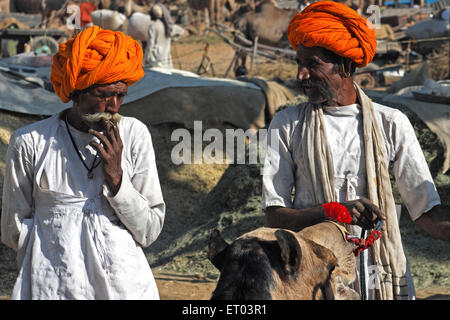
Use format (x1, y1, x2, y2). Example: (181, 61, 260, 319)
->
(262, 102, 441, 299)
(143, 19, 173, 68)
(1, 111, 165, 299)
(262, 102, 440, 219)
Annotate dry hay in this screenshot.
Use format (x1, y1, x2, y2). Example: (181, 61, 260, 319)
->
(427, 42, 450, 81)
(147, 163, 265, 279)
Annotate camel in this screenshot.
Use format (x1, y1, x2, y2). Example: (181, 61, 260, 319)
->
(234, 0, 297, 47)
(187, 0, 236, 26)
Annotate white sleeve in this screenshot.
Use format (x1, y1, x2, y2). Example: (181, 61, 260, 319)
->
(261, 110, 296, 209)
(143, 23, 156, 65)
(390, 110, 441, 221)
(1, 131, 34, 251)
(104, 125, 165, 248)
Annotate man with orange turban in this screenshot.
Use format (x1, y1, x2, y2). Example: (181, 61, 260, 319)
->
(262, 1, 449, 300)
(1, 26, 165, 299)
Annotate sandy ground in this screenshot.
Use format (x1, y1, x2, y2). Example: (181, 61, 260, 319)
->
(170, 32, 298, 80)
(0, 32, 449, 300)
(155, 273, 448, 300)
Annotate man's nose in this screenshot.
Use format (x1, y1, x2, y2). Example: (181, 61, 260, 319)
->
(105, 95, 120, 113)
(297, 66, 310, 82)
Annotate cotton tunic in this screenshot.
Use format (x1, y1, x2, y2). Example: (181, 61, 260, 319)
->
(1, 111, 165, 299)
(262, 102, 441, 299)
(143, 19, 173, 69)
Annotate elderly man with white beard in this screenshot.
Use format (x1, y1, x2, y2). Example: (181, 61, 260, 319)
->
(1, 26, 165, 300)
(262, 1, 449, 300)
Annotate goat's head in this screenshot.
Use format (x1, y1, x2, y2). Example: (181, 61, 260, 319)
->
(207, 227, 344, 300)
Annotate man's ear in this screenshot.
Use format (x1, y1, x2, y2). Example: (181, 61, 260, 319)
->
(344, 58, 355, 77)
(338, 58, 354, 78)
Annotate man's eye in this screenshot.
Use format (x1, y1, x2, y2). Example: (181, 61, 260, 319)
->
(89, 92, 108, 99)
(96, 92, 127, 99)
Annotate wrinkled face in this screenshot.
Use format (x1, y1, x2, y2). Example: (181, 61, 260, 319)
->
(295, 45, 342, 105)
(73, 81, 128, 131)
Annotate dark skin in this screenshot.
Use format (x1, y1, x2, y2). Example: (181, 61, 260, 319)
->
(66, 81, 128, 196)
(265, 45, 449, 242)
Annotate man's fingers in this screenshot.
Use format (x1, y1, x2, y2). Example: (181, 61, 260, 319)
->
(346, 199, 385, 229)
(103, 119, 119, 145)
(89, 128, 111, 150)
(89, 141, 107, 159)
(366, 203, 386, 221)
(111, 121, 123, 149)
(354, 201, 365, 213)
(99, 119, 122, 151)
(351, 207, 360, 224)
(343, 198, 387, 230)
(360, 197, 386, 220)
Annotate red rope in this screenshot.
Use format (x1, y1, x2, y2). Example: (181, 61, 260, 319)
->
(347, 230, 382, 256)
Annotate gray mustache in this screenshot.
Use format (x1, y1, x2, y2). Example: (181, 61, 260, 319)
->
(81, 113, 122, 124)
(299, 79, 335, 103)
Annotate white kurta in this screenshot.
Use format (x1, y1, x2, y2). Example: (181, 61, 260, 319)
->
(143, 19, 173, 69)
(262, 102, 441, 299)
(1, 111, 165, 300)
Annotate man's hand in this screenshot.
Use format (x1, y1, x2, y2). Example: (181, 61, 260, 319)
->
(341, 197, 386, 230)
(89, 119, 123, 195)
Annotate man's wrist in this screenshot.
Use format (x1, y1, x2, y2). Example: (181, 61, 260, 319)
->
(106, 174, 123, 196)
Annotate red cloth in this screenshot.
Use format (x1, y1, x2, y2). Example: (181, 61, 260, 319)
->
(322, 202, 352, 224)
(80, 2, 97, 27)
(287, 1, 377, 68)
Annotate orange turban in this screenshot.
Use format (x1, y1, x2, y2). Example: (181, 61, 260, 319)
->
(51, 26, 144, 103)
(287, 1, 376, 68)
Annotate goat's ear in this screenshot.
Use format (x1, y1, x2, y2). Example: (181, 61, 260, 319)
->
(275, 229, 302, 277)
(207, 229, 229, 270)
